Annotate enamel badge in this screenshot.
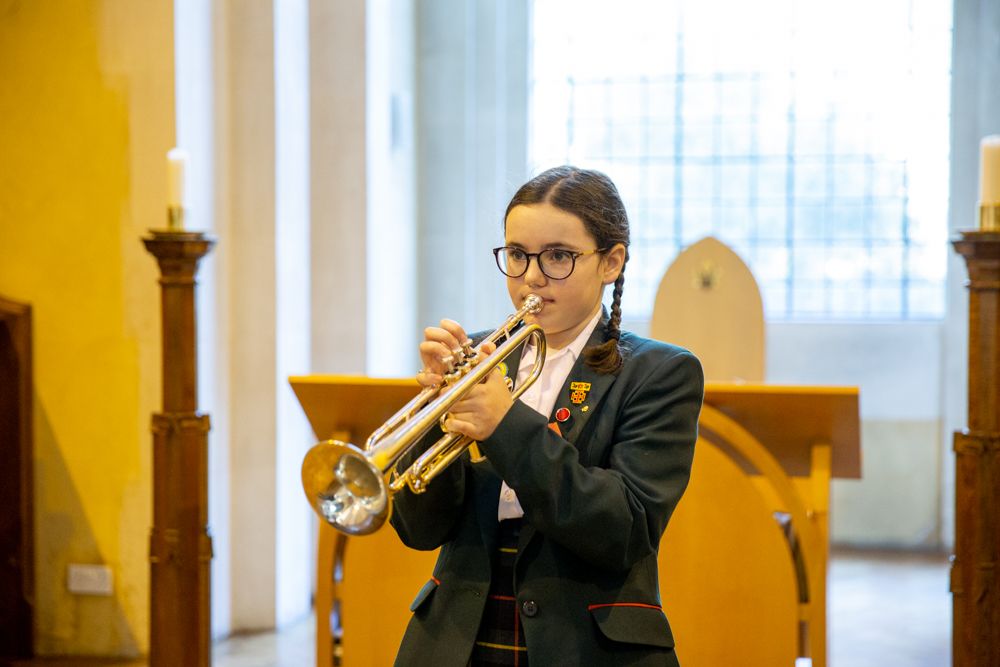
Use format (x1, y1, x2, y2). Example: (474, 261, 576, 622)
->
(570, 381, 591, 405)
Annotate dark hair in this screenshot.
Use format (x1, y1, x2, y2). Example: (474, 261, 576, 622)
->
(505, 166, 630, 375)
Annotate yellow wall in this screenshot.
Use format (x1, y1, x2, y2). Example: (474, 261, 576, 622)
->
(0, 0, 174, 656)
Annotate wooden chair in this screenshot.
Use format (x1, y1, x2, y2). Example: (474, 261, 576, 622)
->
(651, 236, 854, 667)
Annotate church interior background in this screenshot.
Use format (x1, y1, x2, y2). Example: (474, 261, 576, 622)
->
(0, 0, 995, 664)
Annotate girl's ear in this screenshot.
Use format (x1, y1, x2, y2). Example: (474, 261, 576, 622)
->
(601, 244, 626, 285)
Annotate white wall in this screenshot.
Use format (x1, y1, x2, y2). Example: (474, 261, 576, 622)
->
(174, 0, 233, 639)
(273, 0, 313, 627)
(175, 0, 320, 637)
(767, 322, 944, 547)
(766, 322, 942, 421)
(417, 0, 530, 334)
(367, 0, 418, 377)
(309, 0, 368, 377)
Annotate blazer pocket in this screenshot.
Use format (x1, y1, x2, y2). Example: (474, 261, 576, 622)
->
(409, 578, 439, 612)
(589, 604, 675, 649)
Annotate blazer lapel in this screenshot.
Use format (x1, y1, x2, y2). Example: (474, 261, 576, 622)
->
(546, 310, 617, 446)
(516, 310, 618, 570)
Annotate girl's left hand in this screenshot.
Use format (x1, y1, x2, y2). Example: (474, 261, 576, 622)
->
(443, 341, 514, 441)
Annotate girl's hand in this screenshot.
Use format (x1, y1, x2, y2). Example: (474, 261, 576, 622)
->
(443, 341, 514, 440)
(418, 319, 468, 387)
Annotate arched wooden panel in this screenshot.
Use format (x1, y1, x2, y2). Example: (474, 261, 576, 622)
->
(650, 236, 764, 382)
(696, 406, 828, 667)
(659, 436, 798, 667)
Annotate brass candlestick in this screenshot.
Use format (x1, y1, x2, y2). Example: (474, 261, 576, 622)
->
(979, 203, 1000, 232)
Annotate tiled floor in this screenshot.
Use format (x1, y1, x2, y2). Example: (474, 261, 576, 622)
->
(4, 548, 952, 667)
(212, 617, 313, 667)
(828, 548, 951, 667)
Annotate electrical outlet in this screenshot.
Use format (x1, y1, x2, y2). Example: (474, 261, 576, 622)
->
(67, 564, 114, 596)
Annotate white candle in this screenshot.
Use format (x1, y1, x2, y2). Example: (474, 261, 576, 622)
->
(167, 148, 188, 209)
(980, 135, 1000, 203)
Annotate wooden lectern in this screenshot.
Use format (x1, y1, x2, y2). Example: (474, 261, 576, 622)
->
(292, 375, 859, 667)
(291, 376, 439, 667)
(649, 236, 860, 666)
(659, 384, 859, 667)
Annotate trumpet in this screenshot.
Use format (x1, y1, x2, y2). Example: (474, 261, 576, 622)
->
(301, 294, 547, 535)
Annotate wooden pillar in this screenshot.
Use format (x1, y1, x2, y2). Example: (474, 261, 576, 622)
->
(951, 230, 1000, 667)
(143, 231, 216, 667)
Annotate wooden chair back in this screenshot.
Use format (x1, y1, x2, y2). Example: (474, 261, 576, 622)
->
(650, 236, 764, 382)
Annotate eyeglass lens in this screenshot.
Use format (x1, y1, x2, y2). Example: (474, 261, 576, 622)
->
(498, 248, 576, 280)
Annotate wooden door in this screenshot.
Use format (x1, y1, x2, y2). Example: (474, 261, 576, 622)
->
(0, 297, 33, 658)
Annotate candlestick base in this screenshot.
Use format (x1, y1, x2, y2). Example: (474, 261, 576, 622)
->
(978, 203, 1000, 231)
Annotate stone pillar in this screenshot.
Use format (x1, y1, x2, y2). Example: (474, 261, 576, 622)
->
(143, 231, 215, 667)
(951, 230, 1000, 667)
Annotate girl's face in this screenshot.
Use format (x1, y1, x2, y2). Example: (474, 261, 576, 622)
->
(504, 202, 624, 350)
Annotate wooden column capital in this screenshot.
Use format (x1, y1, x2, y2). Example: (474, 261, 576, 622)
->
(144, 230, 216, 259)
(950, 230, 1000, 667)
(143, 231, 215, 667)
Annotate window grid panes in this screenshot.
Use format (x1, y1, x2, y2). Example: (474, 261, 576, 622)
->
(530, 0, 952, 321)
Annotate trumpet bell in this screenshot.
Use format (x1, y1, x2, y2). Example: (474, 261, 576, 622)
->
(301, 440, 390, 535)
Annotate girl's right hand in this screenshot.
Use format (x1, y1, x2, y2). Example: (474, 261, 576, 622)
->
(417, 319, 469, 387)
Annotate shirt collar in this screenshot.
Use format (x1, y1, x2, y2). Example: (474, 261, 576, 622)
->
(521, 306, 604, 364)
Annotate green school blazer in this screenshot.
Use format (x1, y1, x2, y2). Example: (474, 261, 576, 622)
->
(390, 316, 704, 667)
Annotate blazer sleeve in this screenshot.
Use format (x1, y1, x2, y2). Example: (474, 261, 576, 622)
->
(478, 347, 704, 571)
(388, 426, 468, 551)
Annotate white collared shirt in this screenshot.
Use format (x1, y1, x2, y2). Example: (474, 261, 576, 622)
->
(497, 308, 604, 520)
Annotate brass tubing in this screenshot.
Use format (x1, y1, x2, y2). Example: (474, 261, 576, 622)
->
(396, 326, 546, 494)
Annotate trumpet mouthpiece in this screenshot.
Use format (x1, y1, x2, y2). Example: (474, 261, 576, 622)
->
(524, 294, 544, 314)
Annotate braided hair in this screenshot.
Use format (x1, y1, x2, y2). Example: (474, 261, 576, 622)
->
(504, 166, 630, 375)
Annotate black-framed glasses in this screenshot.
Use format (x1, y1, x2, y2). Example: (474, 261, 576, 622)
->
(493, 246, 608, 280)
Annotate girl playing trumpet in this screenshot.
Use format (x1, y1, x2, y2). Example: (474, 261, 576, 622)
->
(392, 166, 704, 667)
